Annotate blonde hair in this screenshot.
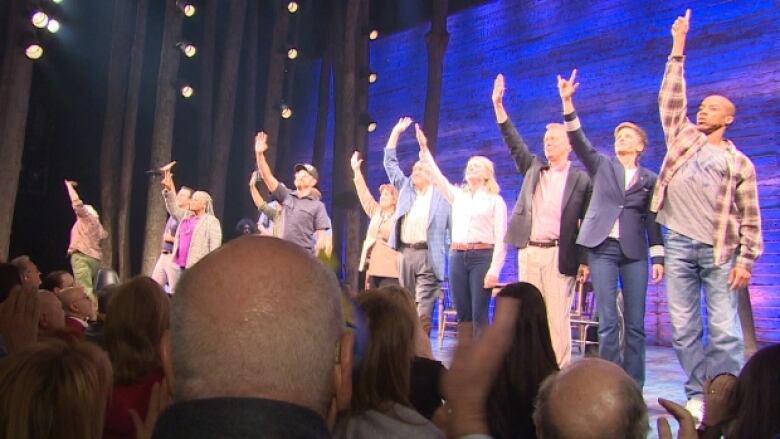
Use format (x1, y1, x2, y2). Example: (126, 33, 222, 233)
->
(464, 156, 500, 194)
(0, 336, 112, 439)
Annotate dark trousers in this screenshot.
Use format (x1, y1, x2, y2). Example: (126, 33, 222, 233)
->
(449, 249, 492, 334)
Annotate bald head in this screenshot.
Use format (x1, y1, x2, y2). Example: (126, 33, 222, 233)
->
(171, 236, 344, 415)
(696, 95, 736, 134)
(534, 358, 648, 439)
(59, 286, 96, 320)
(37, 291, 65, 330)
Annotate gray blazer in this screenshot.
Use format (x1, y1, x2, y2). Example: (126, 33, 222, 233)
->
(499, 118, 592, 277)
(163, 190, 222, 268)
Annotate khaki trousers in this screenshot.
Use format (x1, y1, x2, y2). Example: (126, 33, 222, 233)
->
(519, 245, 576, 366)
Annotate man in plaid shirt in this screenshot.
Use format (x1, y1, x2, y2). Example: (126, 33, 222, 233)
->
(652, 10, 763, 420)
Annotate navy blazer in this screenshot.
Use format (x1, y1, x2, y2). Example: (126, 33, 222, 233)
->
(383, 148, 451, 281)
(564, 112, 664, 264)
(499, 117, 592, 277)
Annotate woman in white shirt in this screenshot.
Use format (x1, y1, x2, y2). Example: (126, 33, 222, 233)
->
(415, 124, 507, 336)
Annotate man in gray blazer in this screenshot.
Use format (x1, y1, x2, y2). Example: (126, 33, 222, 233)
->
(493, 74, 591, 366)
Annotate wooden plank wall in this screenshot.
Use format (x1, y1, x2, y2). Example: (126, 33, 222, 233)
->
(287, 0, 780, 345)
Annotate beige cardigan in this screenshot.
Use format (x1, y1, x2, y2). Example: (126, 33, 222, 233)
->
(354, 172, 399, 274)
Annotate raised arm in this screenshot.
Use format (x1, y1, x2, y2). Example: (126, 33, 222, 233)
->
(351, 151, 379, 217)
(659, 9, 697, 147)
(64, 180, 93, 218)
(383, 117, 413, 189)
(249, 172, 279, 220)
(558, 70, 606, 176)
(254, 131, 280, 193)
(493, 74, 536, 174)
(415, 124, 455, 204)
(161, 171, 188, 220)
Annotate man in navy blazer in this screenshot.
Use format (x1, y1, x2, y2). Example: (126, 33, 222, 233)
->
(384, 117, 451, 325)
(493, 74, 591, 366)
(558, 69, 663, 387)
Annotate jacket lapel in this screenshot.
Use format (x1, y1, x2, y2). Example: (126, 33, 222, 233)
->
(560, 166, 577, 208)
(611, 159, 626, 195)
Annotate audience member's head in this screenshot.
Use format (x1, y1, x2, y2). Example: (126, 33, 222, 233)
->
(351, 288, 417, 413)
(0, 263, 22, 303)
(727, 343, 780, 438)
(41, 270, 75, 294)
(59, 286, 97, 321)
(105, 276, 170, 384)
(37, 290, 66, 332)
(169, 236, 348, 417)
(487, 282, 559, 439)
(0, 336, 113, 439)
(10, 255, 41, 290)
(534, 358, 648, 439)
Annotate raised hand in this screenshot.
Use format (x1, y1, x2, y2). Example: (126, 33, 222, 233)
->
(671, 9, 691, 39)
(249, 171, 257, 187)
(350, 151, 363, 173)
(159, 161, 177, 172)
(392, 117, 413, 135)
(161, 170, 174, 192)
(557, 69, 580, 100)
(254, 131, 269, 154)
(492, 74, 505, 105)
(64, 179, 78, 187)
(415, 123, 429, 152)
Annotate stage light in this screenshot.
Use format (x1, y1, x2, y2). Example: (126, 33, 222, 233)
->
(31, 10, 49, 28)
(176, 1, 196, 17)
(287, 48, 298, 60)
(180, 85, 194, 98)
(46, 19, 60, 33)
(280, 104, 293, 119)
(287, 1, 299, 13)
(360, 114, 377, 132)
(176, 41, 197, 58)
(25, 44, 44, 60)
(52, 0, 63, 3)
(368, 29, 379, 40)
(368, 71, 377, 84)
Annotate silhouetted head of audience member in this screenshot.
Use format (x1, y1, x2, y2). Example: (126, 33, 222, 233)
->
(167, 236, 350, 418)
(351, 288, 417, 414)
(41, 270, 75, 294)
(105, 276, 170, 384)
(487, 282, 559, 439)
(0, 263, 22, 303)
(59, 286, 97, 321)
(37, 290, 66, 332)
(534, 358, 648, 439)
(10, 255, 41, 290)
(0, 335, 113, 439)
(727, 343, 780, 438)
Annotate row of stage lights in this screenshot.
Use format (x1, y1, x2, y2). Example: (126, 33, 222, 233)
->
(25, 0, 64, 60)
(275, 1, 379, 132)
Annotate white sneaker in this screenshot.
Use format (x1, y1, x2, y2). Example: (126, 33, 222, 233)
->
(685, 398, 704, 425)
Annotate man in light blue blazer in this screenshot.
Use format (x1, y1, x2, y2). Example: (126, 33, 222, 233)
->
(384, 117, 451, 323)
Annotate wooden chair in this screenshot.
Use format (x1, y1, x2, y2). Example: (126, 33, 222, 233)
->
(437, 280, 457, 345)
(570, 280, 599, 353)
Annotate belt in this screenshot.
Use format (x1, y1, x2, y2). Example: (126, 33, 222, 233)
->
(450, 242, 494, 251)
(161, 250, 172, 255)
(528, 239, 559, 248)
(401, 242, 428, 250)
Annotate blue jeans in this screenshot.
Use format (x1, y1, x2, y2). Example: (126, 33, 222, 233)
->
(449, 249, 492, 334)
(665, 230, 743, 399)
(588, 239, 648, 387)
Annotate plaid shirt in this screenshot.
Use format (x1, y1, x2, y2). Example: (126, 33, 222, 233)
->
(651, 57, 763, 271)
(68, 200, 108, 261)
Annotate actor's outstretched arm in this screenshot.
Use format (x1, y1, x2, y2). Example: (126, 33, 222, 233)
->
(351, 151, 379, 218)
(659, 10, 695, 147)
(494, 74, 535, 174)
(415, 124, 455, 203)
(254, 131, 280, 193)
(383, 117, 413, 189)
